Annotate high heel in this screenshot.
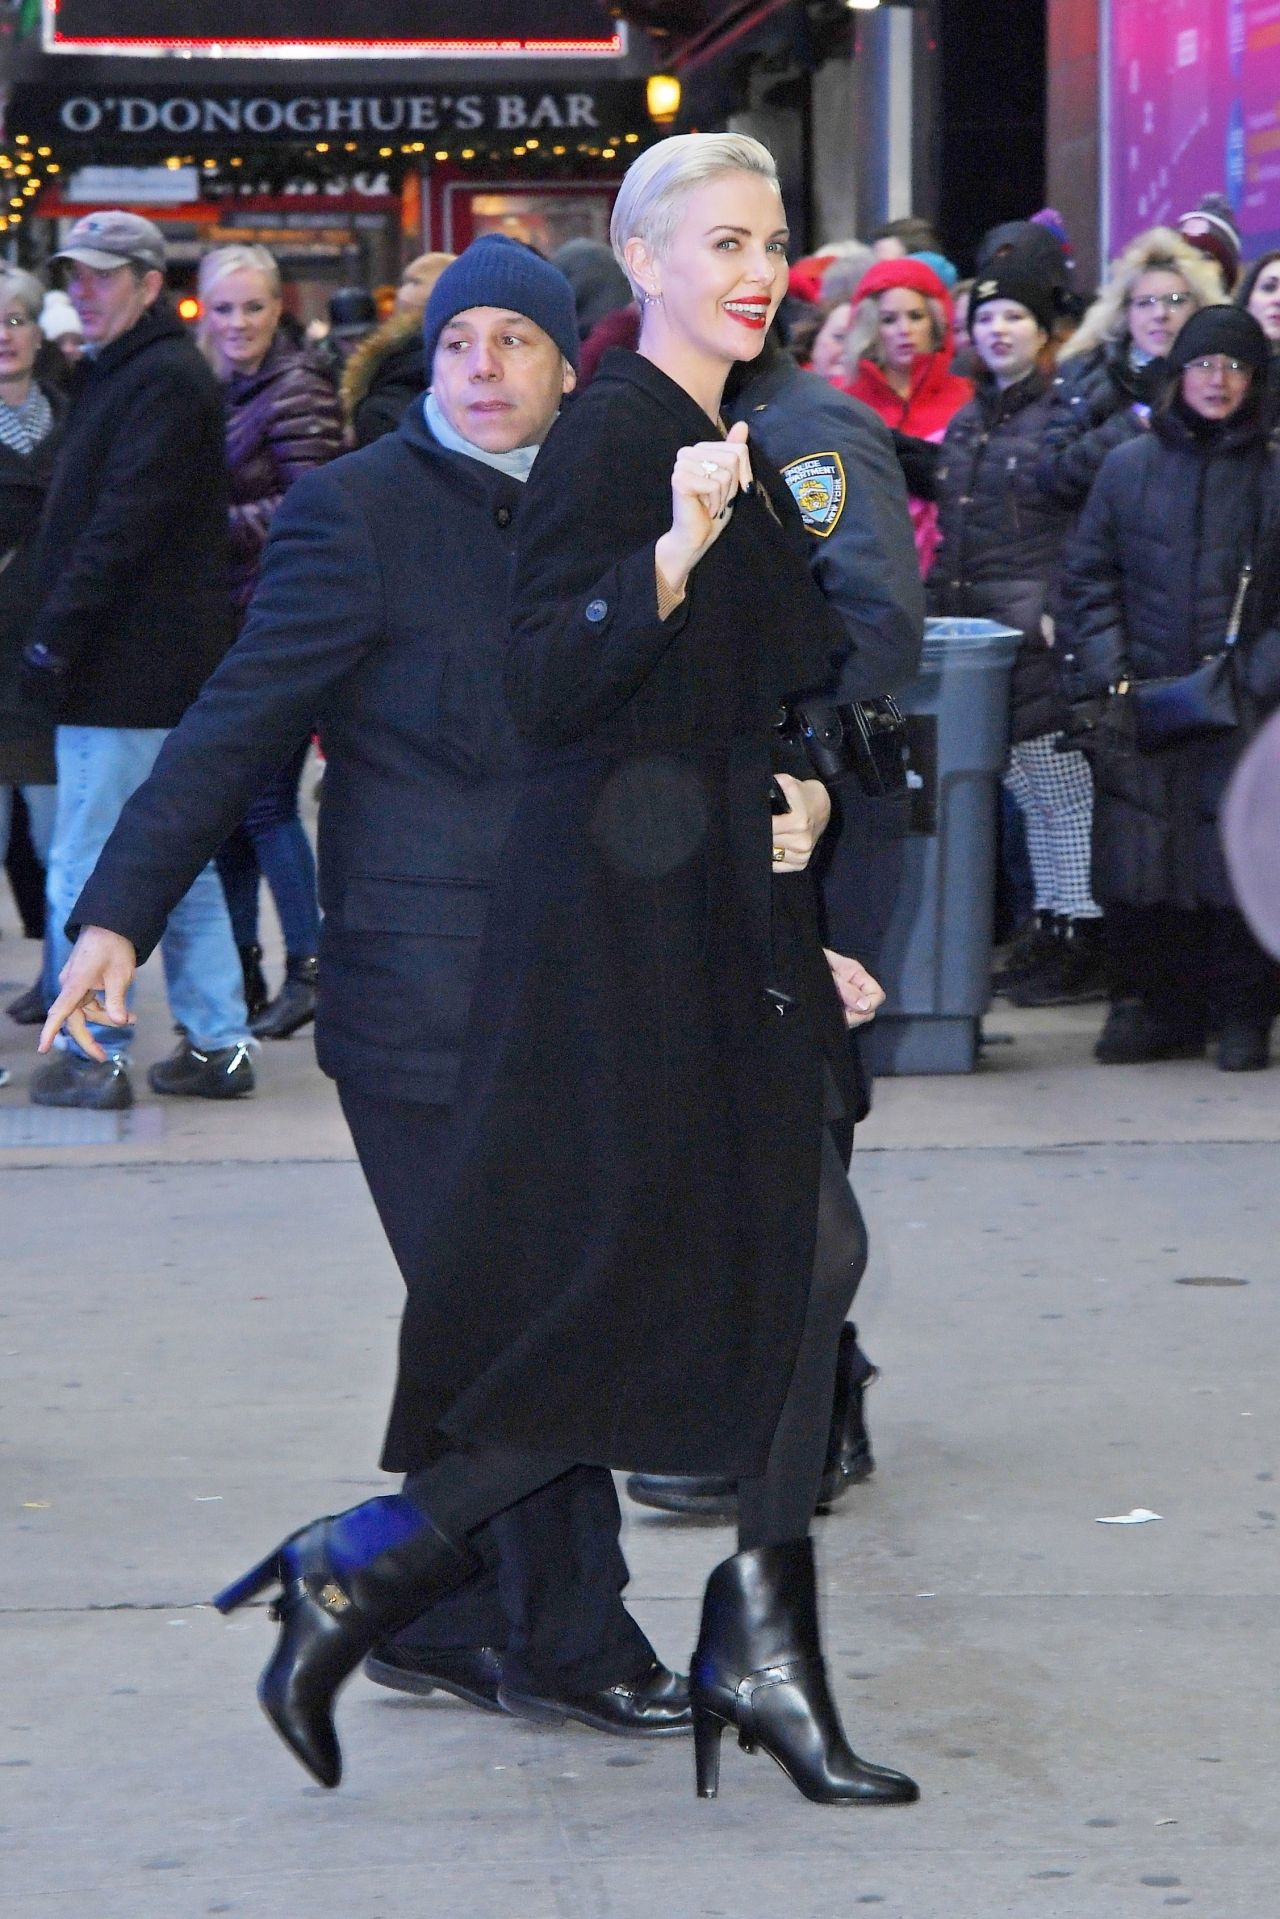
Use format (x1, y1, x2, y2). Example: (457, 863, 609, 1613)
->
(212, 1550, 282, 1614)
(211, 1499, 477, 1789)
(689, 1538, 919, 1806)
(693, 1707, 726, 1798)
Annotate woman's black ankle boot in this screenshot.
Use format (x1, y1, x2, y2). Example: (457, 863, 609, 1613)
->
(249, 955, 318, 1040)
(690, 1538, 919, 1806)
(238, 944, 268, 1021)
(213, 1496, 477, 1787)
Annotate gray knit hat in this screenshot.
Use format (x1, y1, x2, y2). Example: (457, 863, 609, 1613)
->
(423, 235, 579, 372)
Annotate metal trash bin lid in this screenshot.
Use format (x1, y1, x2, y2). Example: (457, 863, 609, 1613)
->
(922, 616, 1021, 668)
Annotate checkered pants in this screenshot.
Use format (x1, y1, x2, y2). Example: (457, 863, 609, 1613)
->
(1003, 731, 1101, 920)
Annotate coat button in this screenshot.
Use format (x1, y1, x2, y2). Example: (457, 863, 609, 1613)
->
(585, 598, 608, 623)
(495, 505, 512, 527)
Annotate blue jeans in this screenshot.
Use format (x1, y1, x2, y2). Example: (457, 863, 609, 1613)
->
(48, 726, 249, 1059)
(215, 739, 321, 955)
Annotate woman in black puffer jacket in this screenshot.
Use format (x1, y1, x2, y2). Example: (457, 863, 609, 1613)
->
(928, 268, 1103, 1004)
(1037, 227, 1222, 513)
(200, 244, 343, 1038)
(1062, 306, 1280, 1071)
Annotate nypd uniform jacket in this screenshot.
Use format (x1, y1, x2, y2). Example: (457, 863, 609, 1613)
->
(70, 400, 530, 1106)
(727, 357, 925, 970)
(725, 358, 924, 700)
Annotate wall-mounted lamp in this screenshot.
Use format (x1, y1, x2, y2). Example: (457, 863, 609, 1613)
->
(646, 74, 683, 125)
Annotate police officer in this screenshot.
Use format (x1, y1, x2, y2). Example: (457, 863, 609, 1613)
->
(43, 238, 688, 1736)
(625, 323, 924, 1517)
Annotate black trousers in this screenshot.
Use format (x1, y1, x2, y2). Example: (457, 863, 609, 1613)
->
(339, 1085, 653, 1692)
(391, 1121, 867, 1560)
(1104, 902, 1279, 1028)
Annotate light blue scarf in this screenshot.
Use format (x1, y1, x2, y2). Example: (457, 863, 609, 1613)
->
(423, 390, 541, 484)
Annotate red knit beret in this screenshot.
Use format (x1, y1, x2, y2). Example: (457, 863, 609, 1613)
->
(853, 257, 951, 310)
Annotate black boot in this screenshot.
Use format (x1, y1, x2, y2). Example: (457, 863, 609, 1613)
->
(5, 979, 49, 1026)
(689, 1539, 919, 1805)
(992, 912, 1058, 994)
(816, 1326, 877, 1512)
(238, 945, 268, 1022)
(250, 955, 318, 1040)
(1009, 917, 1105, 1007)
(213, 1496, 478, 1787)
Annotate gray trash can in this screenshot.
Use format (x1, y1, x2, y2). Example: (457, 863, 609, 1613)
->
(860, 617, 1020, 1076)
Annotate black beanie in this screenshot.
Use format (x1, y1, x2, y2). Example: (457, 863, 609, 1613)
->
(423, 234, 580, 372)
(1166, 304, 1270, 374)
(968, 266, 1056, 338)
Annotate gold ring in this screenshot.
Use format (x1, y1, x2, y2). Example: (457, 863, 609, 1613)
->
(772, 846, 786, 864)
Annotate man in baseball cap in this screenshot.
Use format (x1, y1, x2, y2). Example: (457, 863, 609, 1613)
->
(54, 209, 167, 276)
(23, 207, 252, 1108)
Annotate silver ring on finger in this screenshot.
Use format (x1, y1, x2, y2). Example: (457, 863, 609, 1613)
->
(699, 459, 721, 478)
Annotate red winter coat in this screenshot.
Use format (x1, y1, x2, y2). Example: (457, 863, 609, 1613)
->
(843, 351, 973, 573)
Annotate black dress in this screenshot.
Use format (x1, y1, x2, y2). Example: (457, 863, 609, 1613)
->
(382, 350, 857, 1478)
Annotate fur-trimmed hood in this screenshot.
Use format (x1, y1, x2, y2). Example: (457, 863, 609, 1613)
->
(341, 307, 424, 423)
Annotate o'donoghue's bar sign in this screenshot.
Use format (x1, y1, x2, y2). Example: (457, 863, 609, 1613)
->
(44, 0, 627, 59)
(15, 82, 647, 145)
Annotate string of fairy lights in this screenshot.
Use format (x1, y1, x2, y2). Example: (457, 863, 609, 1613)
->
(0, 136, 61, 238)
(0, 126, 654, 242)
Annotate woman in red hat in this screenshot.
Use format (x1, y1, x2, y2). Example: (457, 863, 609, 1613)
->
(835, 256, 973, 573)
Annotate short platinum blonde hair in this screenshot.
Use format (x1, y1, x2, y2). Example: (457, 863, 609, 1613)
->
(609, 132, 781, 296)
(197, 244, 283, 303)
(1058, 226, 1224, 363)
(0, 268, 46, 323)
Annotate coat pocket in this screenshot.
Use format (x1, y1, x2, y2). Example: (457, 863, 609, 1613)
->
(341, 875, 490, 938)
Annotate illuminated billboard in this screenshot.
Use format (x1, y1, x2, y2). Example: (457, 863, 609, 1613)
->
(1106, 0, 1280, 256)
(44, 1, 627, 59)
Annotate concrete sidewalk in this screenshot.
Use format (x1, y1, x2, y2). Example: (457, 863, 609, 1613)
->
(2, 901, 1277, 1917)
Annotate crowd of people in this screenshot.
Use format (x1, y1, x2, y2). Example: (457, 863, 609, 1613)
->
(4, 130, 1279, 1819)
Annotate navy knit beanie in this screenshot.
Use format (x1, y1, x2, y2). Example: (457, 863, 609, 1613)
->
(422, 235, 580, 372)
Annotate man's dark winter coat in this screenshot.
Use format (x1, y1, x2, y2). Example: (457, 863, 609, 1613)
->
(927, 368, 1075, 744)
(0, 385, 63, 783)
(383, 350, 856, 1478)
(1036, 342, 1159, 511)
(27, 299, 234, 727)
(71, 400, 529, 1106)
(224, 338, 342, 614)
(1061, 398, 1280, 908)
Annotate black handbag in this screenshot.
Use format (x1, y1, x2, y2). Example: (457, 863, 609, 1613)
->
(1127, 560, 1253, 752)
(789, 694, 910, 798)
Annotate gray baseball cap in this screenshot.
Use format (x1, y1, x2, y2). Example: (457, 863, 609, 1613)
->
(53, 210, 166, 274)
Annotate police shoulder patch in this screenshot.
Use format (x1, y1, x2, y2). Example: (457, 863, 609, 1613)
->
(780, 451, 846, 539)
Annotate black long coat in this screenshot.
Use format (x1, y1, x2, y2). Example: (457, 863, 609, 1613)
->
(1061, 402, 1280, 907)
(27, 300, 234, 729)
(927, 370, 1075, 744)
(0, 386, 63, 785)
(383, 351, 855, 1478)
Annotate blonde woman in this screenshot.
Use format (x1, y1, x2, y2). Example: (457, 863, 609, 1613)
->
(200, 244, 342, 1035)
(208, 135, 918, 1811)
(1037, 226, 1223, 510)
(836, 255, 972, 572)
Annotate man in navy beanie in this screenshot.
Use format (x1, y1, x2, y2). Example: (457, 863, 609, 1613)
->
(39, 235, 692, 1739)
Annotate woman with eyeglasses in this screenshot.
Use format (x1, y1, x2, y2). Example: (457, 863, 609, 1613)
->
(1061, 306, 1280, 1070)
(0, 269, 66, 1031)
(1037, 227, 1223, 514)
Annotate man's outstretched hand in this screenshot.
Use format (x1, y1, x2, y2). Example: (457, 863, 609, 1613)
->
(39, 928, 138, 1061)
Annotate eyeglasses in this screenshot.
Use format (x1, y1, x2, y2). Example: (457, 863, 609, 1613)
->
(1128, 292, 1193, 313)
(1, 313, 35, 329)
(1184, 357, 1250, 376)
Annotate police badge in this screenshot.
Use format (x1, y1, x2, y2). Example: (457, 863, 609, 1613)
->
(780, 452, 847, 539)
